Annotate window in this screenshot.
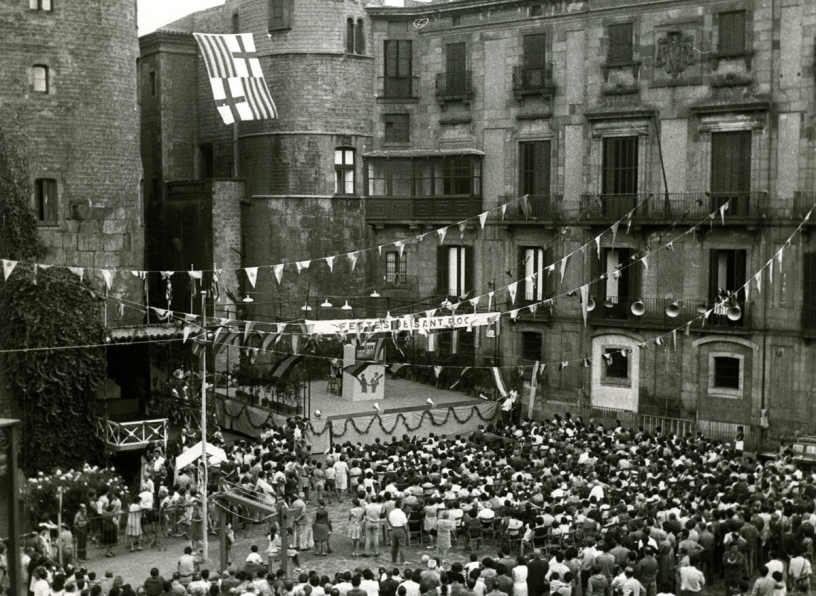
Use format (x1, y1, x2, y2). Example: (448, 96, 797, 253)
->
(519, 141, 551, 197)
(384, 40, 413, 97)
(602, 136, 638, 216)
(347, 18, 364, 54)
(437, 246, 473, 298)
(604, 348, 629, 379)
(384, 114, 409, 143)
(522, 332, 542, 361)
(335, 148, 355, 195)
(199, 144, 214, 179)
(711, 131, 751, 216)
(30, 0, 52, 10)
(269, 0, 291, 31)
(713, 356, 740, 389)
(607, 23, 634, 65)
(451, 15, 462, 26)
(596, 248, 640, 317)
(231, 12, 240, 33)
(445, 42, 467, 95)
(518, 247, 549, 302)
(530, 5, 543, 17)
(718, 10, 746, 55)
(33, 178, 58, 223)
(366, 156, 481, 198)
(32, 65, 48, 93)
(708, 249, 746, 304)
(355, 19, 365, 54)
(149, 71, 156, 96)
(520, 33, 548, 89)
(804, 253, 816, 332)
(385, 251, 407, 284)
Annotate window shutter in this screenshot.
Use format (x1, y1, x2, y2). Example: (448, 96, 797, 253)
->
(446, 42, 466, 94)
(708, 250, 720, 304)
(535, 141, 551, 197)
(523, 33, 546, 68)
(734, 250, 747, 301)
(542, 248, 552, 298)
(437, 247, 449, 295)
(464, 246, 474, 296)
(518, 246, 528, 301)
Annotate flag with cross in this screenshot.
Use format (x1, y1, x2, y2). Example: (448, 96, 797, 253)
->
(193, 32, 278, 125)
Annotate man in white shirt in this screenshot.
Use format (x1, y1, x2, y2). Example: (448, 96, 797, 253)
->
(398, 573, 420, 596)
(679, 559, 705, 595)
(388, 501, 409, 565)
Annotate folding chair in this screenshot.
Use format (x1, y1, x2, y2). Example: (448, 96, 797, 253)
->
(480, 517, 496, 542)
(407, 515, 423, 546)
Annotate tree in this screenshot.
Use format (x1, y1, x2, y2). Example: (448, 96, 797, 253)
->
(0, 128, 106, 473)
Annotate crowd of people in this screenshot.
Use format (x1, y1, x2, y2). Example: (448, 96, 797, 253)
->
(6, 410, 816, 596)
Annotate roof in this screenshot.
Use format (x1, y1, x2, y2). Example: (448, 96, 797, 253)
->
(363, 148, 485, 158)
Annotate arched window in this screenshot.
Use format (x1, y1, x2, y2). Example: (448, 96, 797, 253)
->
(346, 18, 355, 54)
(355, 19, 365, 54)
(231, 12, 240, 33)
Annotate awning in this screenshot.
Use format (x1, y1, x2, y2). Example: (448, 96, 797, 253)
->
(363, 148, 484, 158)
(175, 441, 227, 471)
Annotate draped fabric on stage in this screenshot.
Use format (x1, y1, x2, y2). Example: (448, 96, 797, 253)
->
(215, 396, 497, 454)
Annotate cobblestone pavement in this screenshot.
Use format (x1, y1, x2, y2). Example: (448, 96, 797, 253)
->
(78, 499, 475, 587)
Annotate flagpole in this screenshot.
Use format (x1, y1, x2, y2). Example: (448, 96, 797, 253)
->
(200, 290, 209, 562)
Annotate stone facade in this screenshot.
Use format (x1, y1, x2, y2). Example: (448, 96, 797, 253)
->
(144, 0, 816, 443)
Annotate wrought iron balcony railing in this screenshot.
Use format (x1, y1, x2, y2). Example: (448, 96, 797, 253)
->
(579, 192, 767, 221)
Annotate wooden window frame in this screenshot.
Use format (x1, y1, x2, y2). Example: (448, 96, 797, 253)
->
(334, 148, 356, 196)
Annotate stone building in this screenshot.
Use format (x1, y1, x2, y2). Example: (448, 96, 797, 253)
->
(143, 0, 816, 444)
(0, 0, 146, 418)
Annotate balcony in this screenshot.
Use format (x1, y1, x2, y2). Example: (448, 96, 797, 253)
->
(589, 296, 749, 331)
(378, 75, 420, 101)
(803, 307, 816, 338)
(794, 191, 816, 219)
(365, 197, 482, 222)
(435, 71, 473, 108)
(579, 192, 767, 223)
(501, 194, 567, 222)
(95, 417, 168, 452)
(512, 65, 556, 101)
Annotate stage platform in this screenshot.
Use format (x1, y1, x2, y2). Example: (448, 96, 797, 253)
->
(311, 377, 483, 419)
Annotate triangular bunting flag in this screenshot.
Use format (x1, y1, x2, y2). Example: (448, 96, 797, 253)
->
(602, 353, 613, 365)
(529, 303, 538, 315)
(469, 296, 480, 310)
(626, 212, 633, 234)
(348, 252, 359, 271)
(510, 309, 520, 321)
(396, 240, 405, 257)
(450, 367, 471, 389)
(582, 357, 591, 368)
(101, 269, 113, 290)
(274, 264, 284, 284)
(655, 336, 663, 346)
(378, 245, 383, 256)
(580, 284, 589, 327)
(245, 267, 258, 288)
(296, 260, 310, 274)
(720, 202, 727, 225)
(611, 222, 619, 245)
(182, 325, 196, 344)
(755, 271, 762, 294)
(777, 247, 784, 271)
(508, 282, 518, 304)
(501, 204, 507, 220)
(560, 256, 568, 283)
(433, 365, 443, 378)
(768, 260, 774, 285)
(558, 361, 568, 371)
(685, 322, 692, 337)
(326, 256, 335, 272)
(188, 270, 203, 280)
(479, 212, 488, 229)
(2, 260, 17, 281)
(68, 267, 84, 281)
(595, 235, 602, 259)
(458, 222, 467, 238)
(641, 254, 648, 270)
(244, 321, 254, 343)
(118, 303, 125, 317)
(425, 309, 436, 319)
(666, 242, 674, 251)
(488, 291, 494, 311)
(437, 227, 447, 244)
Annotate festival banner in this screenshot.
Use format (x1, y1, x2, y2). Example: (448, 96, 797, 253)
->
(305, 312, 500, 335)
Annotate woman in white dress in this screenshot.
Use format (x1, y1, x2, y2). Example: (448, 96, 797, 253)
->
(512, 555, 529, 596)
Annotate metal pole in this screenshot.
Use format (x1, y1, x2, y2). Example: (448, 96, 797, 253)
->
(201, 291, 209, 561)
(57, 487, 63, 567)
(219, 504, 227, 572)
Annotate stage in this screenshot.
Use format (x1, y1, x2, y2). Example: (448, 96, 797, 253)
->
(215, 377, 497, 452)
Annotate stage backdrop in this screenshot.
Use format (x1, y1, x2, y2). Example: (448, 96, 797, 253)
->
(215, 396, 496, 454)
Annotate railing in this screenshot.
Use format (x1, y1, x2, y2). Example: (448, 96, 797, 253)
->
(95, 418, 168, 451)
(364, 196, 482, 221)
(512, 65, 555, 96)
(435, 70, 473, 104)
(502, 195, 565, 220)
(379, 75, 419, 99)
(533, 400, 760, 451)
(803, 306, 816, 336)
(794, 191, 816, 217)
(589, 296, 749, 329)
(579, 192, 767, 221)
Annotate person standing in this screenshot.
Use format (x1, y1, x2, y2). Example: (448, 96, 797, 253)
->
(291, 493, 310, 551)
(177, 546, 196, 587)
(388, 500, 409, 565)
(73, 505, 90, 562)
(334, 456, 350, 501)
(677, 557, 704, 596)
(126, 496, 143, 552)
(313, 500, 332, 556)
(638, 547, 659, 596)
(526, 550, 548, 596)
(723, 543, 747, 596)
(436, 511, 455, 558)
(365, 497, 384, 558)
(512, 557, 529, 596)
